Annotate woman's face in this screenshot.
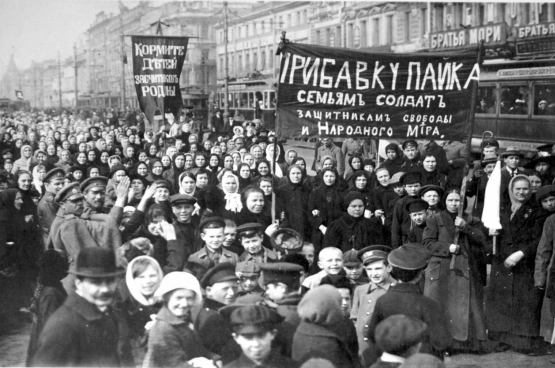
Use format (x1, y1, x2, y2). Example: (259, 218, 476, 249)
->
(167, 147, 177, 157)
(149, 146, 157, 155)
(423, 156, 437, 172)
(18, 173, 32, 190)
(23, 146, 32, 158)
(37, 141, 46, 151)
(422, 190, 439, 207)
(190, 144, 198, 153)
(322, 158, 333, 170)
(259, 181, 272, 196)
(239, 165, 251, 179)
(137, 164, 148, 176)
(89, 168, 100, 177)
(244, 155, 254, 166)
(181, 176, 196, 194)
(209, 156, 219, 167)
(512, 179, 530, 203)
(258, 163, 269, 176)
(351, 157, 362, 170)
(252, 147, 262, 159)
(167, 288, 197, 318)
(137, 152, 147, 162)
(126, 147, 135, 158)
(295, 160, 306, 171)
(195, 155, 205, 167)
(100, 152, 109, 163)
(223, 156, 233, 169)
(204, 141, 212, 150)
(323, 170, 336, 186)
(219, 142, 227, 152)
(47, 145, 56, 155)
(37, 168, 46, 181)
(62, 140, 70, 150)
(196, 173, 208, 188)
(355, 175, 367, 189)
(189, 135, 198, 143)
(152, 162, 163, 175)
(246, 192, 264, 213)
(232, 153, 241, 165)
(128, 135, 135, 144)
(529, 176, 542, 193)
(161, 156, 171, 167)
(135, 265, 160, 297)
(88, 151, 96, 161)
(73, 170, 83, 180)
(227, 141, 236, 151)
(347, 199, 365, 218)
(376, 169, 390, 187)
(212, 146, 222, 156)
(173, 155, 184, 168)
(14, 191, 23, 210)
(223, 176, 238, 193)
(78, 143, 87, 152)
(184, 155, 193, 169)
(77, 153, 87, 165)
(54, 131, 61, 140)
(445, 192, 461, 213)
(61, 151, 70, 161)
(155, 187, 170, 202)
(147, 214, 166, 235)
(131, 179, 145, 194)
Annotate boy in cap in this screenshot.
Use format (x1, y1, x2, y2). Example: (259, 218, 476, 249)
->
(168, 194, 198, 273)
(343, 249, 368, 287)
(370, 315, 428, 368)
(236, 223, 278, 263)
(223, 219, 244, 256)
(220, 305, 294, 368)
(404, 199, 430, 244)
(188, 217, 239, 269)
(391, 172, 423, 248)
(365, 244, 450, 362)
(400, 140, 421, 172)
(351, 245, 395, 361)
(302, 247, 344, 290)
(235, 261, 263, 297)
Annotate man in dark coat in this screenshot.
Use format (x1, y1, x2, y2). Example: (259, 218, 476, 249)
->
(499, 147, 526, 206)
(37, 168, 65, 245)
(391, 172, 423, 248)
(32, 248, 133, 367)
(169, 194, 198, 272)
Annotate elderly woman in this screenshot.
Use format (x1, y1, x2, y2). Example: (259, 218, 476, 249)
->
(422, 188, 487, 354)
(144, 272, 220, 368)
(486, 175, 546, 355)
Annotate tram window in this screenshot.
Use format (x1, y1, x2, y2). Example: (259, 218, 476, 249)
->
(255, 91, 263, 108)
(499, 85, 529, 115)
(219, 93, 225, 108)
(228, 93, 234, 108)
(533, 84, 555, 116)
(269, 91, 276, 107)
(248, 92, 255, 108)
(476, 86, 496, 114)
(239, 93, 248, 107)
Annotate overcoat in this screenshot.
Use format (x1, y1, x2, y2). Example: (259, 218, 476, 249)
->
(324, 213, 384, 252)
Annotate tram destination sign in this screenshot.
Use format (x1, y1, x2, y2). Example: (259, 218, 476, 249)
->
(276, 42, 480, 140)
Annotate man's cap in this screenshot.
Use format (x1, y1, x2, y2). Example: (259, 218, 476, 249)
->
(259, 262, 304, 286)
(406, 198, 430, 213)
(200, 216, 226, 232)
(109, 164, 127, 178)
(200, 262, 238, 289)
(375, 314, 428, 354)
(169, 193, 197, 206)
(481, 138, 499, 149)
(524, 155, 555, 170)
(388, 244, 431, 270)
(537, 143, 554, 153)
(536, 185, 555, 203)
(80, 176, 109, 193)
(69, 247, 124, 278)
(153, 179, 170, 190)
(54, 182, 84, 203)
(399, 171, 422, 186)
(481, 153, 498, 167)
(236, 223, 263, 238)
(235, 260, 261, 277)
(129, 174, 149, 188)
(88, 126, 99, 132)
(43, 168, 65, 183)
(389, 172, 405, 186)
(401, 140, 418, 150)
(500, 146, 524, 158)
(343, 249, 362, 266)
(357, 245, 392, 266)
(219, 304, 284, 335)
(270, 228, 303, 253)
(418, 185, 444, 201)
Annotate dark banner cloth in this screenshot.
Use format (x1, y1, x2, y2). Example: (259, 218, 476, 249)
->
(276, 42, 480, 140)
(131, 35, 189, 132)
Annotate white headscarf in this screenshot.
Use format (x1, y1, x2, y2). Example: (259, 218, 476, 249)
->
(221, 171, 243, 213)
(126, 256, 164, 306)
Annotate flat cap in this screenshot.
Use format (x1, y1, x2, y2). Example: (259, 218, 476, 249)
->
(399, 171, 422, 186)
(259, 262, 304, 287)
(43, 168, 65, 183)
(169, 193, 197, 206)
(80, 176, 109, 193)
(236, 223, 263, 237)
(388, 243, 431, 270)
(406, 198, 430, 213)
(536, 185, 555, 203)
(357, 245, 392, 266)
(235, 260, 260, 277)
(153, 179, 170, 190)
(402, 139, 418, 150)
(343, 249, 362, 266)
(200, 262, 238, 289)
(55, 182, 84, 204)
(418, 185, 444, 200)
(199, 216, 226, 232)
(375, 314, 428, 354)
(220, 304, 284, 334)
(109, 164, 127, 178)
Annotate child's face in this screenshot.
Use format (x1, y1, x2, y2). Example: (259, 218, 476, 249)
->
(364, 260, 391, 286)
(233, 330, 275, 364)
(4, 162, 13, 172)
(154, 188, 169, 202)
(392, 185, 404, 196)
(344, 263, 364, 280)
(114, 170, 126, 183)
(201, 227, 224, 251)
(241, 234, 263, 255)
(318, 250, 343, 275)
(337, 288, 351, 316)
(300, 245, 315, 267)
(239, 275, 259, 292)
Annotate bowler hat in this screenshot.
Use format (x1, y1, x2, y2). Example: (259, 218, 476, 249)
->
(69, 247, 124, 278)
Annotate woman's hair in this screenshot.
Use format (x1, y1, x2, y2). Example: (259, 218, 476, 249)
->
(241, 186, 265, 206)
(132, 257, 158, 279)
(144, 204, 168, 227)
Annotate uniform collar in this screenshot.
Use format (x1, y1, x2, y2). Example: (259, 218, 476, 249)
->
(368, 279, 394, 294)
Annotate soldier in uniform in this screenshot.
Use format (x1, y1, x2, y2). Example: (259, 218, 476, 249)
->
(80, 175, 129, 224)
(37, 168, 65, 245)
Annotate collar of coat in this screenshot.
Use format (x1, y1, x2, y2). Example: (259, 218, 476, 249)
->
(296, 320, 342, 339)
(195, 246, 235, 259)
(66, 293, 112, 321)
(368, 279, 394, 294)
(156, 305, 189, 326)
(203, 297, 226, 311)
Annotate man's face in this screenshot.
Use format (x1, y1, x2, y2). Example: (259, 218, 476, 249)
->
(504, 155, 520, 170)
(404, 183, 421, 197)
(84, 187, 105, 209)
(62, 196, 85, 216)
(321, 138, 332, 148)
(403, 146, 417, 160)
(172, 203, 194, 223)
(484, 163, 496, 175)
(393, 185, 404, 196)
(45, 178, 65, 194)
(75, 277, 117, 312)
(223, 226, 237, 248)
(344, 263, 364, 280)
(337, 288, 351, 316)
(365, 260, 391, 285)
(410, 210, 428, 226)
(542, 195, 555, 212)
(206, 280, 238, 305)
(241, 234, 263, 255)
(239, 275, 259, 292)
(201, 227, 224, 251)
(233, 330, 275, 364)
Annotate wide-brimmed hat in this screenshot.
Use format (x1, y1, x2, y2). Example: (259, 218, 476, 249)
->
(524, 155, 555, 170)
(69, 247, 124, 278)
(500, 146, 524, 158)
(481, 153, 498, 167)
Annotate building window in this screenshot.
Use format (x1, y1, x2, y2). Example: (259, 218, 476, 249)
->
(353, 26, 360, 48)
(261, 49, 266, 70)
(360, 20, 367, 47)
(238, 54, 242, 73)
(253, 50, 258, 70)
(421, 8, 428, 37)
(304, 10, 308, 23)
(386, 15, 394, 44)
(287, 14, 291, 27)
(260, 20, 265, 33)
(246, 53, 250, 70)
(347, 23, 354, 47)
(330, 31, 335, 47)
(404, 12, 411, 42)
(372, 18, 380, 46)
(269, 47, 274, 68)
(316, 30, 321, 45)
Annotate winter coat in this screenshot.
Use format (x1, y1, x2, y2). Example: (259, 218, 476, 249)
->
(324, 213, 384, 252)
(276, 181, 312, 241)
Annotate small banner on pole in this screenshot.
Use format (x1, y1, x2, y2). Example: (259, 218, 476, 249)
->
(15, 90, 24, 100)
(276, 42, 480, 140)
(131, 35, 189, 132)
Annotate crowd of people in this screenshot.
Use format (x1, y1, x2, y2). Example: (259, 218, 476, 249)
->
(1, 106, 555, 367)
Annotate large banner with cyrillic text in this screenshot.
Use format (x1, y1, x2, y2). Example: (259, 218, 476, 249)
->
(131, 35, 188, 131)
(276, 42, 480, 140)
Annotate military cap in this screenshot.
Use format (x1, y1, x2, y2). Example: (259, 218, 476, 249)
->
(235, 260, 260, 277)
(536, 185, 555, 203)
(153, 179, 170, 190)
(169, 193, 197, 206)
(481, 138, 499, 149)
(401, 139, 418, 150)
(199, 216, 226, 232)
(406, 198, 429, 213)
(55, 182, 84, 204)
(43, 168, 65, 183)
(200, 262, 238, 289)
(259, 262, 304, 287)
(388, 243, 431, 270)
(389, 172, 405, 186)
(375, 314, 427, 354)
(343, 249, 362, 267)
(220, 304, 284, 334)
(399, 171, 422, 186)
(500, 146, 524, 158)
(537, 143, 554, 153)
(418, 185, 444, 201)
(270, 228, 303, 253)
(481, 153, 498, 167)
(236, 223, 263, 238)
(109, 164, 127, 179)
(357, 245, 392, 266)
(80, 176, 109, 193)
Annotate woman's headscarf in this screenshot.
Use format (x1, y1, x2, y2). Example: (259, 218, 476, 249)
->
(220, 171, 242, 213)
(160, 155, 172, 172)
(508, 175, 532, 219)
(32, 165, 45, 195)
(145, 143, 158, 159)
(126, 256, 163, 306)
(178, 172, 197, 195)
(208, 154, 221, 173)
(154, 271, 203, 307)
(255, 159, 272, 178)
